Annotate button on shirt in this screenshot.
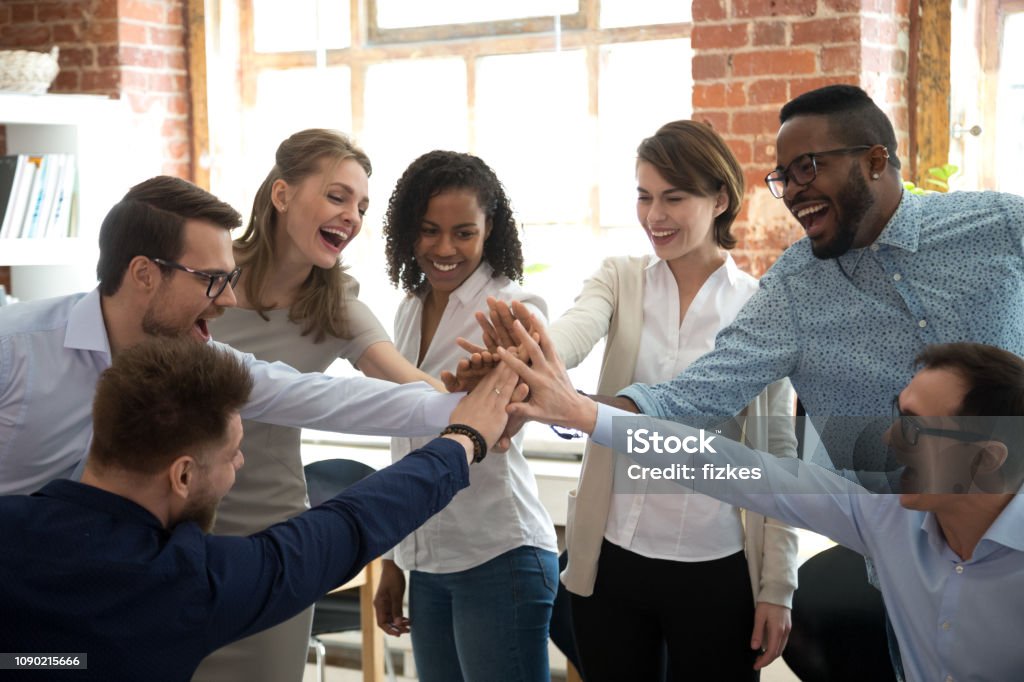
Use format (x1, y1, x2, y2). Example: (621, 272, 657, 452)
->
(0, 289, 461, 495)
(0, 438, 470, 681)
(591, 410, 1024, 682)
(618, 191, 1024, 470)
(604, 256, 750, 561)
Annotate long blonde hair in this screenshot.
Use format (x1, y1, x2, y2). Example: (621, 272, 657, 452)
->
(235, 129, 372, 342)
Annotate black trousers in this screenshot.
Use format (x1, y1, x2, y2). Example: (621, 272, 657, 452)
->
(571, 540, 758, 682)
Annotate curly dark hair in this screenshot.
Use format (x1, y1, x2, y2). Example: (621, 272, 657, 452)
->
(383, 150, 524, 295)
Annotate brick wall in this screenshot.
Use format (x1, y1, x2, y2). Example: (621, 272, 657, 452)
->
(0, 0, 192, 179)
(691, 0, 912, 275)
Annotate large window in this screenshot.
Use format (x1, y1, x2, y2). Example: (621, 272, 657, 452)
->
(202, 0, 693, 455)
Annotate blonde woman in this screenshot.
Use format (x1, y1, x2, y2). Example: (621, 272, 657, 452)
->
(194, 129, 443, 682)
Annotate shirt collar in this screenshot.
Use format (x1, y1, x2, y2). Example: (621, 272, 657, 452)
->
(645, 252, 740, 286)
(835, 190, 920, 276)
(448, 261, 495, 308)
(35, 479, 165, 531)
(979, 491, 1024, 553)
(65, 288, 112, 358)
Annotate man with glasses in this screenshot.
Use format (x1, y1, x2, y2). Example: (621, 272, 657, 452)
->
(495, 318, 1024, 682)
(0, 176, 463, 496)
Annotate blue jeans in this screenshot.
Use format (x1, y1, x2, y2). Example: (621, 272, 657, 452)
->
(409, 545, 558, 682)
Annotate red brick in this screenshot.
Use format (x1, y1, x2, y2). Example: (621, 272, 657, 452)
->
(734, 0, 817, 19)
(822, 45, 860, 73)
(165, 50, 186, 70)
(59, 47, 95, 68)
(723, 137, 753, 164)
(52, 23, 81, 42)
(733, 109, 778, 135)
(80, 68, 120, 94)
(93, 0, 118, 19)
(0, 24, 50, 46)
(11, 3, 35, 22)
(692, 0, 727, 21)
(148, 25, 185, 47)
(752, 135, 779, 164)
(861, 16, 900, 44)
(165, 94, 189, 115)
(732, 48, 816, 76)
(823, 0, 861, 10)
(694, 111, 730, 134)
(694, 83, 727, 108)
(792, 17, 860, 45)
(167, 139, 190, 160)
(119, 21, 149, 44)
(726, 82, 745, 106)
(748, 78, 788, 105)
(121, 0, 167, 24)
(753, 22, 787, 46)
(121, 45, 166, 69)
(885, 77, 904, 103)
(692, 53, 729, 80)
(36, 1, 86, 22)
(84, 19, 119, 43)
(145, 71, 176, 92)
(121, 68, 148, 90)
(97, 45, 120, 67)
(161, 117, 189, 139)
(891, 49, 907, 72)
(0, 6, 10, 25)
(743, 168, 768, 195)
(693, 23, 750, 50)
(51, 70, 80, 92)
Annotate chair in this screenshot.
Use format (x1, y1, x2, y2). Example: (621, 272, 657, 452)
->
(782, 545, 897, 682)
(304, 458, 397, 682)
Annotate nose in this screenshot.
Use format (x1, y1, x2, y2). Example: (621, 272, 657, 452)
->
(435, 233, 456, 257)
(214, 282, 237, 307)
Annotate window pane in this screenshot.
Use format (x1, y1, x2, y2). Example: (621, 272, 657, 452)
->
(598, 39, 693, 228)
(376, 0, 577, 29)
(996, 13, 1024, 195)
(235, 67, 352, 212)
(253, 0, 349, 53)
(351, 58, 470, 328)
(600, 0, 691, 28)
(476, 50, 591, 226)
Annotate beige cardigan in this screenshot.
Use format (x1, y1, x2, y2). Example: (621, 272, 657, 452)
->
(552, 255, 799, 607)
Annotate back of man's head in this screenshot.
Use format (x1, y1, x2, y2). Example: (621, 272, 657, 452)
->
(780, 84, 902, 170)
(96, 176, 242, 296)
(89, 338, 254, 475)
(916, 342, 1024, 488)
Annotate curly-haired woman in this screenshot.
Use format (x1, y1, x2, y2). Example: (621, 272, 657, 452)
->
(374, 150, 558, 682)
(195, 129, 443, 682)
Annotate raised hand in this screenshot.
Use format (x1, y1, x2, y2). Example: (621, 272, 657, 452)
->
(447, 361, 529, 450)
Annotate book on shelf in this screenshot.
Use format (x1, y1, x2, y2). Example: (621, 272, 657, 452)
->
(0, 154, 77, 240)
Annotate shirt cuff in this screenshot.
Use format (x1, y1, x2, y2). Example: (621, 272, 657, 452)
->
(592, 402, 634, 449)
(617, 382, 658, 416)
(424, 390, 465, 431)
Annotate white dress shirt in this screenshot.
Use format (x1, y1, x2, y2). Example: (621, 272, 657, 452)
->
(0, 288, 461, 495)
(603, 255, 753, 561)
(388, 263, 558, 572)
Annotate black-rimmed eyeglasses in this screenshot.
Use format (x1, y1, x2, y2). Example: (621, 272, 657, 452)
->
(765, 146, 874, 199)
(152, 258, 241, 299)
(891, 397, 990, 446)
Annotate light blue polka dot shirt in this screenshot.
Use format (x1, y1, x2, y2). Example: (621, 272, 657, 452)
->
(619, 190, 1024, 470)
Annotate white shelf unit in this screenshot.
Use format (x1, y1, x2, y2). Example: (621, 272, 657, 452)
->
(1, 93, 131, 300)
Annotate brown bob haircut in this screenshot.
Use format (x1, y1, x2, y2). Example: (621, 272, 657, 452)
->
(636, 120, 744, 249)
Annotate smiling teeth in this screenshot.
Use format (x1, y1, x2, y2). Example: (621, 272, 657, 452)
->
(796, 204, 827, 218)
(651, 230, 674, 237)
(322, 228, 349, 241)
(433, 262, 457, 272)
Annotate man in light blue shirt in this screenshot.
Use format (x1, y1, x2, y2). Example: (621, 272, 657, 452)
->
(0, 176, 460, 496)
(608, 85, 1024, 472)
(498, 319, 1024, 682)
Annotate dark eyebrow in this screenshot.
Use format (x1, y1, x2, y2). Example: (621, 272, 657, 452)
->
(421, 220, 481, 230)
(636, 186, 685, 196)
(326, 182, 369, 205)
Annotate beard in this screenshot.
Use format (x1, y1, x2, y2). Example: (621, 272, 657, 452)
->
(180, 497, 218, 534)
(810, 165, 876, 260)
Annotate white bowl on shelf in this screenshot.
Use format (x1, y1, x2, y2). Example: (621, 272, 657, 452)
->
(0, 47, 60, 95)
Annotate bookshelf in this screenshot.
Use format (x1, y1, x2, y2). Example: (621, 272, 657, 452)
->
(1, 93, 132, 300)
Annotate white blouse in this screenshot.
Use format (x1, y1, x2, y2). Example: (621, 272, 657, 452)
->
(387, 262, 558, 572)
(603, 254, 757, 561)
